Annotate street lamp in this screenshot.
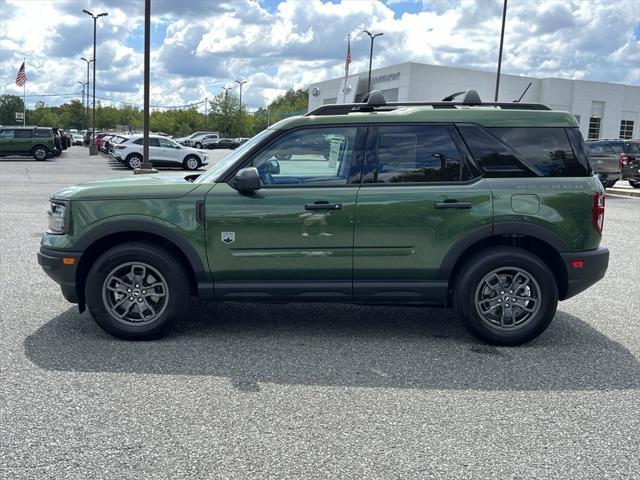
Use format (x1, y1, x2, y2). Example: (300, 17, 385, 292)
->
(234, 79, 247, 136)
(82, 9, 108, 155)
(362, 30, 383, 93)
(222, 86, 232, 137)
(78, 81, 88, 130)
(81, 57, 93, 137)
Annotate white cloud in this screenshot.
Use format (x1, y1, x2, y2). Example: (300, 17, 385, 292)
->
(0, 0, 638, 111)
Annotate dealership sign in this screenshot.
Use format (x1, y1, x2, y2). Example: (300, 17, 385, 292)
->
(371, 72, 400, 85)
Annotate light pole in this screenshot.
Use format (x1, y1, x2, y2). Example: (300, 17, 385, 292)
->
(81, 57, 93, 137)
(494, 0, 508, 101)
(362, 30, 383, 93)
(82, 9, 108, 155)
(222, 86, 232, 137)
(78, 81, 88, 130)
(235, 79, 247, 136)
(135, 0, 156, 173)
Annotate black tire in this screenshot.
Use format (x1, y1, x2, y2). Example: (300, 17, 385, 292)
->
(125, 154, 143, 170)
(194, 142, 202, 149)
(183, 155, 200, 171)
(629, 180, 640, 188)
(32, 146, 48, 161)
(85, 242, 190, 339)
(604, 180, 617, 188)
(453, 246, 558, 346)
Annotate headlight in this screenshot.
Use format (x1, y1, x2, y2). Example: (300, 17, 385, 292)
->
(47, 200, 68, 234)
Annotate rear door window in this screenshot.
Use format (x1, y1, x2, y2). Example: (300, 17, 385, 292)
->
(366, 124, 467, 183)
(14, 129, 33, 138)
(34, 129, 52, 138)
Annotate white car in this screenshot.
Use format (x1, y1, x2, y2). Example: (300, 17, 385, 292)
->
(113, 134, 209, 170)
(187, 133, 220, 148)
(72, 134, 83, 145)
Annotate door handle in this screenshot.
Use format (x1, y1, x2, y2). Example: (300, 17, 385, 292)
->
(434, 201, 472, 209)
(305, 201, 343, 211)
(196, 200, 205, 225)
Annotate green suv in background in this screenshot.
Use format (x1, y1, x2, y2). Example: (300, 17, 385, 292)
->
(38, 90, 609, 345)
(0, 126, 57, 160)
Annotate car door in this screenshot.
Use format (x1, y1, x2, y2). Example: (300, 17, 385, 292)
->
(158, 138, 180, 165)
(0, 128, 15, 154)
(352, 123, 493, 303)
(204, 125, 366, 301)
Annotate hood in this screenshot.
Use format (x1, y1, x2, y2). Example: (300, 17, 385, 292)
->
(52, 174, 200, 201)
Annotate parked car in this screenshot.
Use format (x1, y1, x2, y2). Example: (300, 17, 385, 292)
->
(235, 137, 250, 145)
(72, 134, 83, 146)
(107, 135, 129, 154)
(38, 90, 609, 344)
(0, 126, 56, 160)
(592, 139, 640, 188)
(112, 134, 209, 170)
(175, 131, 219, 146)
(585, 140, 623, 188)
(189, 133, 220, 149)
(94, 132, 109, 151)
(203, 138, 240, 149)
(51, 128, 63, 155)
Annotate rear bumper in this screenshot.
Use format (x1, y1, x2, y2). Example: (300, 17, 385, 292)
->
(621, 166, 640, 181)
(560, 247, 609, 300)
(37, 246, 82, 303)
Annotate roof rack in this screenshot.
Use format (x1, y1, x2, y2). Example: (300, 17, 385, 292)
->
(306, 89, 551, 116)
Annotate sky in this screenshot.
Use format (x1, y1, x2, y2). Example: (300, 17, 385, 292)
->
(0, 0, 638, 112)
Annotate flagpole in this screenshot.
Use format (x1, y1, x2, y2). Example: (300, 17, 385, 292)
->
(23, 58, 26, 126)
(342, 34, 351, 104)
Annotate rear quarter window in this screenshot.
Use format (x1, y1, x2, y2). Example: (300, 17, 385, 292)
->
(14, 129, 33, 138)
(459, 125, 591, 177)
(33, 129, 53, 138)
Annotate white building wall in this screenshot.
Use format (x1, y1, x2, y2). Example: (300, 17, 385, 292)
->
(307, 62, 640, 140)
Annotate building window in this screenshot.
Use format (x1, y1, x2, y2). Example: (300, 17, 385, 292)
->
(620, 120, 634, 140)
(588, 116, 601, 140)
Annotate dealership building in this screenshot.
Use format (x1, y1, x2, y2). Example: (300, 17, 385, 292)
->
(307, 62, 640, 140)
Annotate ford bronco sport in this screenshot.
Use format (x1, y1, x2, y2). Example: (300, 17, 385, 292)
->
(38, 90, 609, 345)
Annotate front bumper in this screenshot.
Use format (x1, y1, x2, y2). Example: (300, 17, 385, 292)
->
(560, 247, 609, 300)
(37, 246, 82, 303)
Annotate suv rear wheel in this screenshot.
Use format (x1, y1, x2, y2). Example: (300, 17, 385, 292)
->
(629, 180, 640, 188)
(126, 154, 143, 170)
(453, 246, 558, 346)
(32, 146, 48, 161)
(85, 242, 190, 339)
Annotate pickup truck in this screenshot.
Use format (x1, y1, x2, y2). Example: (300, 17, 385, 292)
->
(586, 140, 623, 188)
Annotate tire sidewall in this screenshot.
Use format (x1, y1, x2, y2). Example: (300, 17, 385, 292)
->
(85, 244, 190, 339)
(455, 248, 558, 346)
(33, 147, 48, 161)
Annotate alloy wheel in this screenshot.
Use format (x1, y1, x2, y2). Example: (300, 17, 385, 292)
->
(102, 262, 169, 326)
(474, 267, 541, 331)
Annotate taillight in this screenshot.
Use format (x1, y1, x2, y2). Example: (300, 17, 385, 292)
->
(115, 144, 126, 149)
(619, 154, 630, 167)
(592, 192, 605, 234)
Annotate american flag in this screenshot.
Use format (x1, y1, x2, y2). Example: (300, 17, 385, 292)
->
(344, 35, 352, 76)
(15, 62, 26, 87)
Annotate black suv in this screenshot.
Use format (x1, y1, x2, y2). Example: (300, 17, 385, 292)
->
(586, 139, 640, 188)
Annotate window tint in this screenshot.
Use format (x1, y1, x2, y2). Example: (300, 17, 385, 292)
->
(624, 142, 640, 154)
(249, 127, 358, 186)
(458, 125, 533, 177)
(14, 129, 33, 138)
(608, 142, 624, 153)
(33, 129, 52, 138)
(133, 138, 143, 145)
(149, 138, 160, 147)
(370, 125, 463, 183)
(159, 138, 176, 148)
(489, 127, 589, 177)
(565, 128, 592, 175)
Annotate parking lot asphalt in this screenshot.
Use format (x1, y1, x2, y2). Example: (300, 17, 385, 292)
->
(1, 147, 639, 479)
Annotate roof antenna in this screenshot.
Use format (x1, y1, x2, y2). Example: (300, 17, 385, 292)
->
(514, 82, 532, 103)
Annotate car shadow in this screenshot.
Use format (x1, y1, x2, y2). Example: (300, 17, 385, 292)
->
(24, 302, 640, 391)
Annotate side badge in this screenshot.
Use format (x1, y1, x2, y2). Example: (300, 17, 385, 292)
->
(221, 232, 235, 244)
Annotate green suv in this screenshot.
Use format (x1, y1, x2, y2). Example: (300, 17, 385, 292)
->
(0, 126, 57, 160)
(38, 91, 609, 345)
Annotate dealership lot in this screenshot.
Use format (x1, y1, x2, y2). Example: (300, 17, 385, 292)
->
(1, 147, 639, 478)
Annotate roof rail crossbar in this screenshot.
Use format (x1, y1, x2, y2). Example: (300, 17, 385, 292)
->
(441, 89, 482, 104)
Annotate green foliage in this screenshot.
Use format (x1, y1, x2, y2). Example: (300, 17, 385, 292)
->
(0, 95, 25, 125)
(0, 89, 310, 137)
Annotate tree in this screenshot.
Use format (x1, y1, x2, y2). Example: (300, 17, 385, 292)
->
(0, 94, 25, 125)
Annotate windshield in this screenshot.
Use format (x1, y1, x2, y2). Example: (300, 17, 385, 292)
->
(194, 128, 276, 183)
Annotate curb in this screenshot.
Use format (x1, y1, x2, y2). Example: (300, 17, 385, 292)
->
(606, 187, 640, 198)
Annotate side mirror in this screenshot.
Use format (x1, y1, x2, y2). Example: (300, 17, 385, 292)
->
(268, 159, 280, 174)
(234, 167, 261, 193)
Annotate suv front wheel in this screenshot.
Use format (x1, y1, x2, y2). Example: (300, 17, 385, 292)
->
(454, 247, 558, 346)
(85, 242, 190, 339)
